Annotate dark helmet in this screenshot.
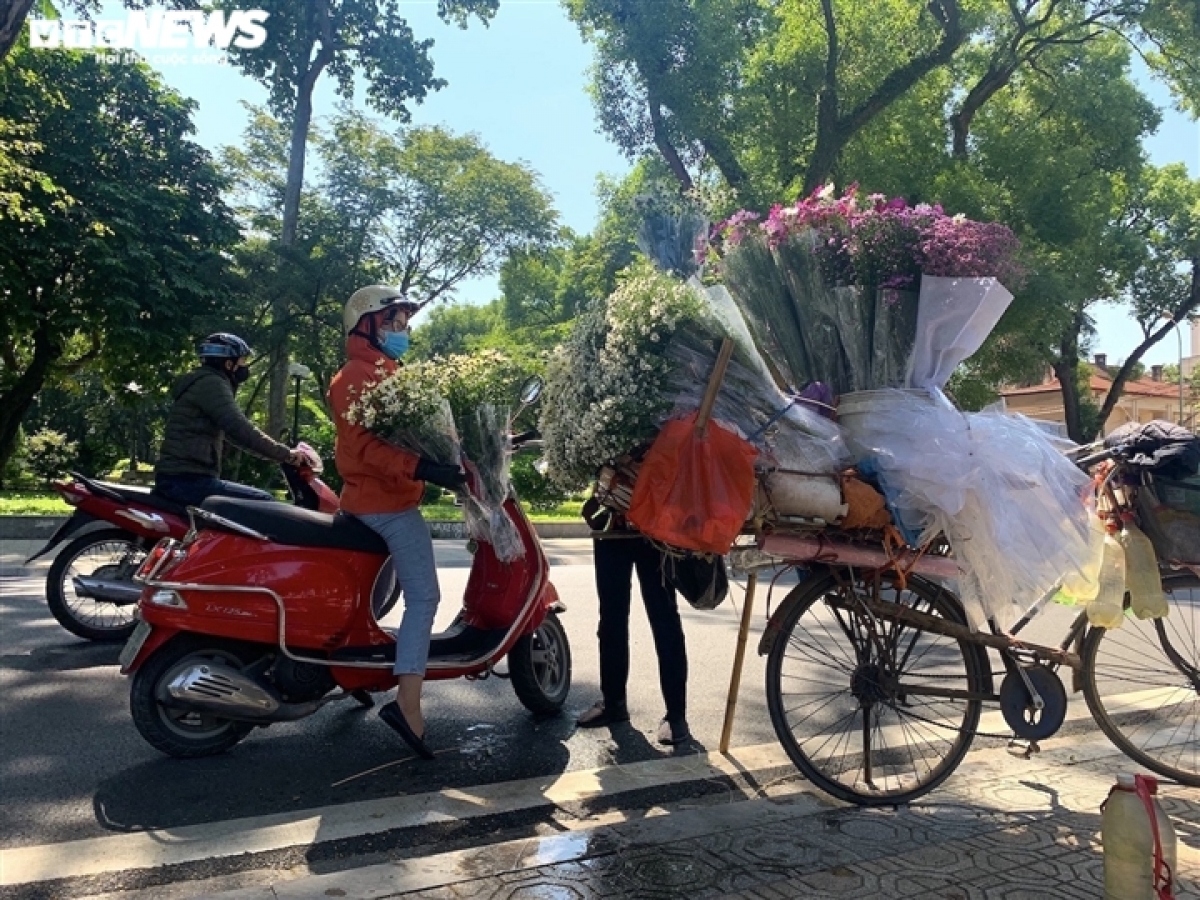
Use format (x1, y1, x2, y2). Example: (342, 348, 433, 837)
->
(198, 332, 252, 361)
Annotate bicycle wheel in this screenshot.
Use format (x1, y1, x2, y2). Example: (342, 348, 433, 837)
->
(1082, 572, 1199, 787)
(766, 571, 989, 806)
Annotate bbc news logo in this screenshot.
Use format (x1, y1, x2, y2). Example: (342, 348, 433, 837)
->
(28, 10, 269, 52)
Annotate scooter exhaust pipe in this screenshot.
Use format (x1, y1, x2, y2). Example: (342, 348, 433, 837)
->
(72, 575, 142, 605)
(159, 662, 325, 722)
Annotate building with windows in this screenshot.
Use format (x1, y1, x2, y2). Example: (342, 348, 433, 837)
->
(1001, 354, 1190, 435)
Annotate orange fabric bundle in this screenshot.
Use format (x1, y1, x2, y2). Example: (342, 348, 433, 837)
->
(840, 474, 893, 530)
(627, 413, 758, 555)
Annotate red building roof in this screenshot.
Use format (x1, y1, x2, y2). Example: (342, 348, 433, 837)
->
(1002, 364, 1181, 400)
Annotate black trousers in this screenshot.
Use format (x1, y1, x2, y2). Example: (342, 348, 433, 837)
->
(593, 535, 688, 722)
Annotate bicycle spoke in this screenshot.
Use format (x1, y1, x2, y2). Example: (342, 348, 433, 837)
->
(768, 574, 984, 805)
(1084, 575, 1199, 787)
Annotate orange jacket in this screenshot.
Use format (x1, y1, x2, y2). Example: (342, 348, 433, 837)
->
(328, 335, 423, 515)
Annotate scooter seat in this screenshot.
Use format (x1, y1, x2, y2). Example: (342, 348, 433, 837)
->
(71, 473, 190, 519)
(200, 497, 388, 554)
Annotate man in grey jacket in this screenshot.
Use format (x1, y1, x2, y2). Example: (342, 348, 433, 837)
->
(153, 333, 303, 508)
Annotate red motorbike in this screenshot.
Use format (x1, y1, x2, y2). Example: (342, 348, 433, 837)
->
(119, 436, 570, 759)
(27, 445, 340, 642)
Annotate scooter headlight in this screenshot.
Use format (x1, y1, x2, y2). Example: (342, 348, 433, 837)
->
(149, 589, 187, 609)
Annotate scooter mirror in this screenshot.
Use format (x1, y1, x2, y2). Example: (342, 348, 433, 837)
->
(518, 376, 544, 406)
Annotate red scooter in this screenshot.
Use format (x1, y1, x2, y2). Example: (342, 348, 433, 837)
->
(119, 436, 570, 759)
(27, 445, 339, 642)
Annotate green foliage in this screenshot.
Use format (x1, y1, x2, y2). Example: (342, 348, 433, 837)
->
(211, 0, 499, 122)
(509, 454, 571, 512)
(413, 301, 503, 358)
(321, 115, 557, 300)
(0, 44, 239, 476)
(0, 491, 70, 515)
(24, 428, 77, 485)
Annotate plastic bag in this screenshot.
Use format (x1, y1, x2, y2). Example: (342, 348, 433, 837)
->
(627, 412, 759, 555)
(664, 552, 729, 610)
(842, 387, 1100, 630)
(460, 404, 524, 562)
(906, 276, 1013, 390)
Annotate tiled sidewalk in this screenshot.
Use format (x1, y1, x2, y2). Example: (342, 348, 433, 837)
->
(205, 732, 1198, 900)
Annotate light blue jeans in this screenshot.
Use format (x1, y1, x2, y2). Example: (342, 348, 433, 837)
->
(357, 508, 441, 676)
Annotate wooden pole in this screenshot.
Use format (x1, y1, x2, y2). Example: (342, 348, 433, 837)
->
(719, 570, 758, 753)
(695, 337, 735, 437)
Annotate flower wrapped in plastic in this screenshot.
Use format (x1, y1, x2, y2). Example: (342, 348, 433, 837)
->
(705, 186, 1022, 394)
(459, 403, 524, 562)
(345, 360, 461, 467)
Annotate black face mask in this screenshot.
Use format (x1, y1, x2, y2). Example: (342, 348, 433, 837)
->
(231, 365, 251, 387)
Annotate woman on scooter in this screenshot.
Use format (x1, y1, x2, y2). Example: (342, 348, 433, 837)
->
(329, 285, 467, 760)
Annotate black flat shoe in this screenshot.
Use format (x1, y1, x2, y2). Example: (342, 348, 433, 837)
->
(575, 700, 630, 728)
(379, 701, 435, 760)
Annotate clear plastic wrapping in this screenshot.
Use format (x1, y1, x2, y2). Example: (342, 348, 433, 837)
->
(906, 276, 1013, 390)
(842, 388, 1102, 630)
(664, 325, 851, 475)
(460, 403, 524, 563)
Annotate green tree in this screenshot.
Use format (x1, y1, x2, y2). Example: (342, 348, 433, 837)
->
(205, 0, 501, 438)
(567, 0, 1198, 204)
(216, 108, 556, 432)
(570, 1, 1200, 440)
(1092, 165, 1200, 432)
(414, 301, 503, 358)
(0, 46, 238, 480)
(322, 115, 557, 301)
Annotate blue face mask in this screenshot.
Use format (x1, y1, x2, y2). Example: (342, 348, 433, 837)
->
(379, 330, 410, 360)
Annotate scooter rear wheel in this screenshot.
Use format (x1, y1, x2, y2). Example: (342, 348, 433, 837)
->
(130, 635, 259, 758)
(46, 528, 143, 642)
(508, 611, 571, 715)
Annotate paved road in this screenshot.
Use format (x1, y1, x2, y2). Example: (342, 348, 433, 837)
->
(0, 535, 1096, 898)
(0, 539, 789, 850)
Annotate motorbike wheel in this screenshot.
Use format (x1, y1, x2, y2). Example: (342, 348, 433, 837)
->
(508, 611, 571, 715)
(130, 635, 258, 758)
(46, 528, 145, 642)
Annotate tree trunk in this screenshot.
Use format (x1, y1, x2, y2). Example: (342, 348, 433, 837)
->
(1054, 313, 1086, 443)
(647, 99, 693, 192)
(267, 38, 331, 438)
(1093, 258, 1200, 433)
(0, 321, 58, 484)
(803, 0, 964, 193)
(0, 0, 36, 62)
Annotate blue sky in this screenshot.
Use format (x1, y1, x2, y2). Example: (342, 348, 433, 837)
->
(107, 0, 1198, 365)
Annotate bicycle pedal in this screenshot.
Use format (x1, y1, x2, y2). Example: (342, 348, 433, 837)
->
(1006, 738, 1041, 759)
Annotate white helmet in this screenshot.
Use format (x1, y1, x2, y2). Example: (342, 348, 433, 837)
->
(343, 285, 422, 336)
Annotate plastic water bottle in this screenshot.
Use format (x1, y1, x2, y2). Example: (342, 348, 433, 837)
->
(1102, 772, 1177, 900)
(1120, 524, 1168, 620)
(1087, 532, 1127, 628)
(1058, 515, 1107, 605)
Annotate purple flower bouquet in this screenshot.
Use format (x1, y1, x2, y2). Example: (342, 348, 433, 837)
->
(706, 186, 1023, 394)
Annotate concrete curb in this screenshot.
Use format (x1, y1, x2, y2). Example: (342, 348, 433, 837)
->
(0, 515, 590, 541)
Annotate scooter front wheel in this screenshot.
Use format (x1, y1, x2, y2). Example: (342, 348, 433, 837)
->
(508, 611, 571, 715)
(130, 635, 258, 758)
